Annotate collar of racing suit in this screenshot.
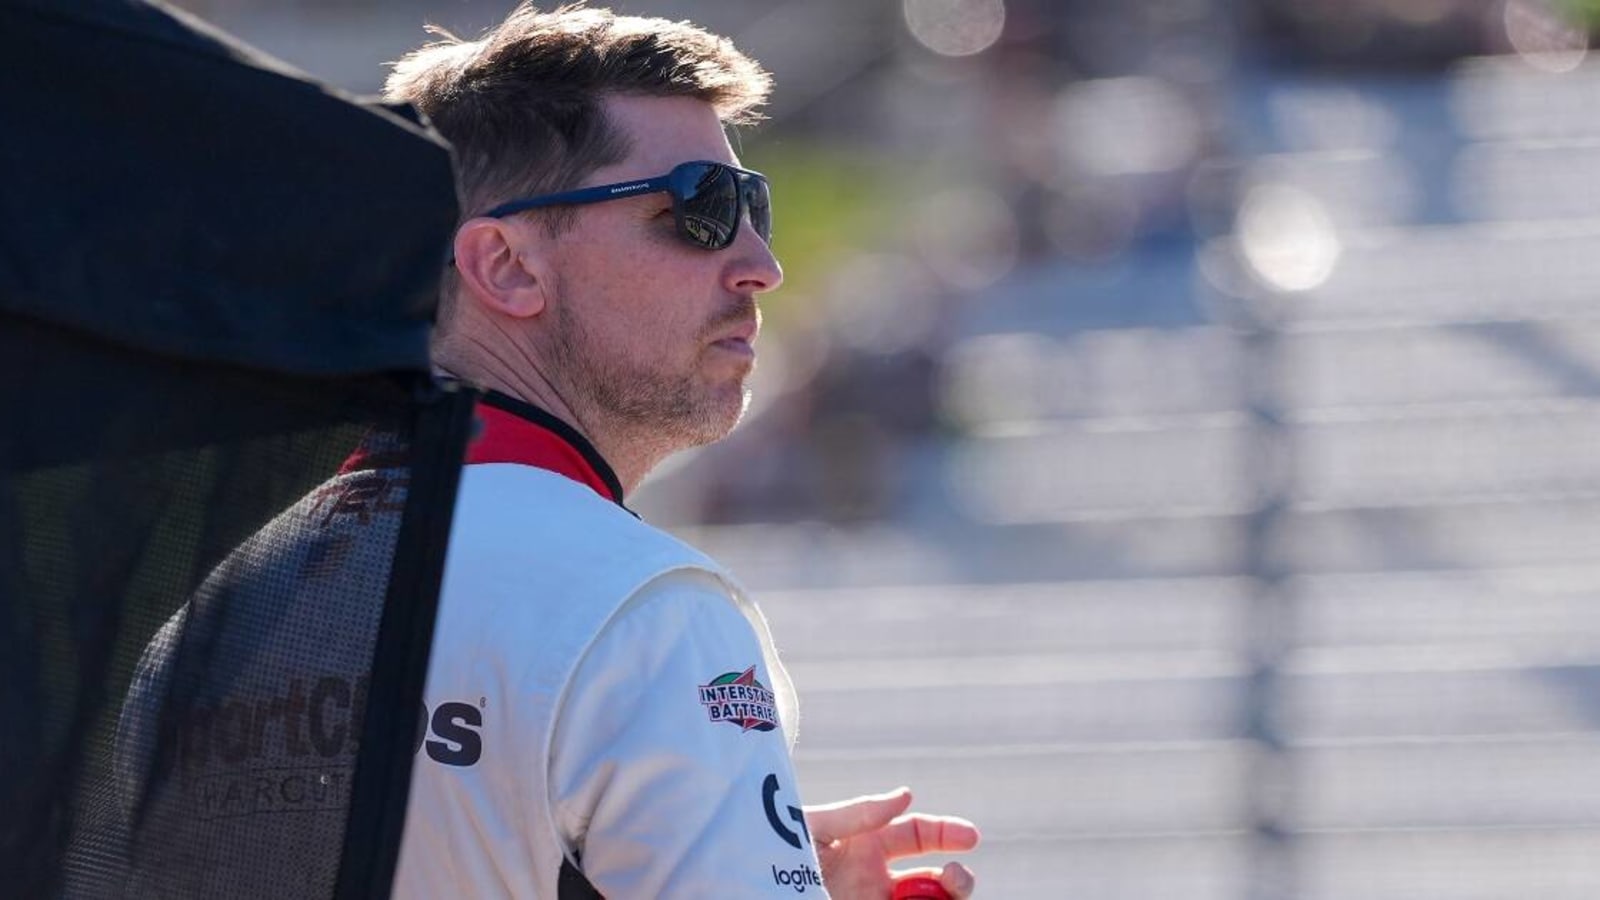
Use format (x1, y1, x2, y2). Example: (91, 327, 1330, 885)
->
(337, 388, 628, 509)
(468, 390, 627, 507)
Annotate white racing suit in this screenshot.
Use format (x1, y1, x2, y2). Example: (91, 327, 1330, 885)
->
(394, 392, 827, 897)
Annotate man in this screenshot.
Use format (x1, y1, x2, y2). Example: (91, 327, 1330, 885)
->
(383, 4, 979, 899)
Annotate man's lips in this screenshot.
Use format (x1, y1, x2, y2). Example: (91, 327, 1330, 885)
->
(711, 318, 759, 348)
(711, 334, 756, 357)
(707, 298, 760, 357)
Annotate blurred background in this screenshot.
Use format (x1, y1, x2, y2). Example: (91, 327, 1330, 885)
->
(167, 0, 1600, 895)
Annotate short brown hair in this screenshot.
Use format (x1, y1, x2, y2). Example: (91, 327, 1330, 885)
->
(386, 2, 771, 222)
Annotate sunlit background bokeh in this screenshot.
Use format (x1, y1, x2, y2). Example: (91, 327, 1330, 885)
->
(167, 0, 1600, 895)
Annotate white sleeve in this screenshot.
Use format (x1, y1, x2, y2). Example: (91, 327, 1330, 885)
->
(549, 568, 827, 898)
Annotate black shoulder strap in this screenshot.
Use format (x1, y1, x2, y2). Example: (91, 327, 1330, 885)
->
(559, 855, 604, 900)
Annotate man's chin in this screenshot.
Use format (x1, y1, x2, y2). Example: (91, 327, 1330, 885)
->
(734, 382, 753, 427)
(683, 384, 750, 447)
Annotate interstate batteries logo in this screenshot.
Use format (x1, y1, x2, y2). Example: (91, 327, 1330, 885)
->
(698, 666, 778, 732)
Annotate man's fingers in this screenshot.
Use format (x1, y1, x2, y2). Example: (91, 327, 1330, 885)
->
(938, 861, 977, 900)
(876, 813, 981, 861)
(802, 786, 914, 843)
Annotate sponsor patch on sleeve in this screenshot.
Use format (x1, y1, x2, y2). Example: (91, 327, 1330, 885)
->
(697, 666, 778, 733)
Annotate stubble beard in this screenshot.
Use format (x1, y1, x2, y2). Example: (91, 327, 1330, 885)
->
(549, 301, 749, 452)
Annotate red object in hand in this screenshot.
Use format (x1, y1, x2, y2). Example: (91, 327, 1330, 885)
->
(893, 875, 951, 900)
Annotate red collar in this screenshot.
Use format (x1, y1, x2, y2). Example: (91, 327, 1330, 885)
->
(466, 393, 625, 505)
(337, 391, 626, 506)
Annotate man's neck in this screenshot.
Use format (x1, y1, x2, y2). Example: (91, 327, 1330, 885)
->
(435, 352, 665, 496)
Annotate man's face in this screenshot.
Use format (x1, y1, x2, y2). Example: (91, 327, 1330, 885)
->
(541, 94, 783, 451)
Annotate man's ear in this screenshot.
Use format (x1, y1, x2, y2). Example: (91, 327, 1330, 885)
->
(452, 217, 552, 319)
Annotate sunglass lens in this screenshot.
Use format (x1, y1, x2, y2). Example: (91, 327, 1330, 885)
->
(743, 176, 771, 245)
(678, 164, 739, 249)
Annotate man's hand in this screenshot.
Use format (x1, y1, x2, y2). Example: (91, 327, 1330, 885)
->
(804, 787, 979, 900)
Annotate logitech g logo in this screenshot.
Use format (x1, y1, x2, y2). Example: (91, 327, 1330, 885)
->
(762, 773, 810, 849)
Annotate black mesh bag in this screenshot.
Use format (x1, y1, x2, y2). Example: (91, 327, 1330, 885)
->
(0, 1, 473, 897)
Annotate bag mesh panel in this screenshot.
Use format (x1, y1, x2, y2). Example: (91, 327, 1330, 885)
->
(0, 314, 461, 899)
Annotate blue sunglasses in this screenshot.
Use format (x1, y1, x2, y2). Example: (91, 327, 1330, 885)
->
(480, 160, 772, 251)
